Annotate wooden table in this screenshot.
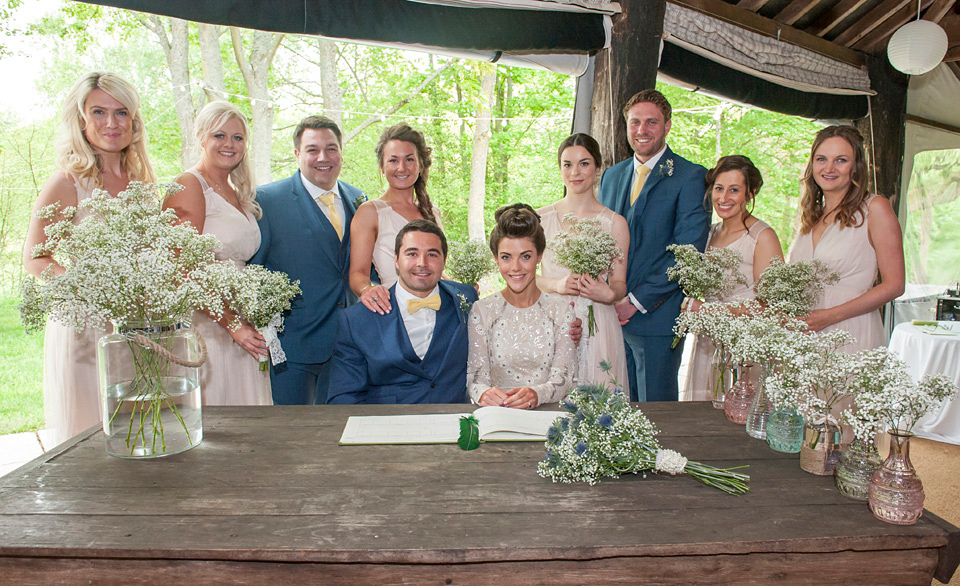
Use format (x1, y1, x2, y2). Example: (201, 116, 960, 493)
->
(2, 403, 958, 585)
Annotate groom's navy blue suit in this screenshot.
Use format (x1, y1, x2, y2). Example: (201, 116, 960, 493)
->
(598, 146, 709, 402)
(328, 281, 477, 404)
(251, 171, 362, 405)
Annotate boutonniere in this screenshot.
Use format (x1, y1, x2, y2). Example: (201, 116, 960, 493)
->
(457, 293, 473, 321)
(352, 192, 368, 209)
(658, 159, 674, 177)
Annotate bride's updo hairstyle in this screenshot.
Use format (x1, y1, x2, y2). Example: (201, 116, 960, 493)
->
(489, 203, 546, 256)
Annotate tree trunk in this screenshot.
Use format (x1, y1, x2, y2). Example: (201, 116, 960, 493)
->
(198, 24, 226, 103)
(467, 64, 497, 241)
(317, 38, 343, 130)
(231, 27, 283, 185)
(144, 15, 196, 169)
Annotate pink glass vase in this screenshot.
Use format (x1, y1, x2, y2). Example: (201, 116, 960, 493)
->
(868, 431, 925, 525)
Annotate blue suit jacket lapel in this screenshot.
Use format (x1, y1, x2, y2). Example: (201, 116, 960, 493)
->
(421, 284, 462, 374)
(293, 172, 343, 268)
(630, 147, 673, 219)
(377, 286, 425, 378)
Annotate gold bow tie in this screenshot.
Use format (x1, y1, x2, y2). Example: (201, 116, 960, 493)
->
(407, 294, 441, 313)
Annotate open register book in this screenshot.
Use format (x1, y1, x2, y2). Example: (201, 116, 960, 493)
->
(339, 406, 567, 445)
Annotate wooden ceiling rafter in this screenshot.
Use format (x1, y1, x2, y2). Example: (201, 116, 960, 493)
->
(922, 0, 958, 21)
(774, 0, 821, 25)
(832, 0, 914, 46)
(809, 0, 872, 36)
(853, 0, 935, 52)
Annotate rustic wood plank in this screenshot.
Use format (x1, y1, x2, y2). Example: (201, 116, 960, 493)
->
(923, 0, 958, 22)
(0, 548, 941, 586)
(832, 0, 913, 46)
(736, 0, 769, 12)
(853, 0, 935, 53)
(774, 0, 822, 26)
(809, 0, 871, 36)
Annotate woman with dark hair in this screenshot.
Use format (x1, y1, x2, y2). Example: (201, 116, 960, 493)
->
(787, 125, 904, 352)
(23, 72, 156, 445)
(467, 204, 577, 409)
(349, 122, 442, 314)
(538, 133, 629, 387)
(681, 155, 783, 401)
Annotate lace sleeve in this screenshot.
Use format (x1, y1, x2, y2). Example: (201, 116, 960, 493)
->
(530, 297, 578, 404)
(466, 301, 493, 404)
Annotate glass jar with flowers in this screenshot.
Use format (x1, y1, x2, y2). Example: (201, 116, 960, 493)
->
(848, 348, 958, 524)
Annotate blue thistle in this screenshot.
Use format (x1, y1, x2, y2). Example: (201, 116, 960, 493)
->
(546, 424, 562, 446)
(598, 414, 614, 430)
(574, 441, 588, 456)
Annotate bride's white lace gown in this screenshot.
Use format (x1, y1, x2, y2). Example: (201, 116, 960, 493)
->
(467, 291, 578, 405)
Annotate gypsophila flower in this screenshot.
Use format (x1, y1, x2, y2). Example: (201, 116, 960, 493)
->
(659, 159, 674, 177)
(655, 449, 687, 475)
(537, 383, 749, 493)
(456, 293, 473, 319)
(667, 244, 746, 302)
(446, 239, 496, 286)
(754, 257, 839, 317)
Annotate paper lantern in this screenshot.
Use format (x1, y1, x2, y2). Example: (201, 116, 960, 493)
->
(887, 19, 948, 75)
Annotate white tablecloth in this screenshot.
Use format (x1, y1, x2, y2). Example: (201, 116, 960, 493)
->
(888, 322, 960, 445)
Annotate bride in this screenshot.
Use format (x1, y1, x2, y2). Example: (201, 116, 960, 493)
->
(467, 204, 577, 409)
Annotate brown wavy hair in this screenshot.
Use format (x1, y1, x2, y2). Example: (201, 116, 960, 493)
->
(489, 203, 546, 256)
(704, 155, 763, 224)
(375, 123, 437, 224)
(799, 125, 870, 234)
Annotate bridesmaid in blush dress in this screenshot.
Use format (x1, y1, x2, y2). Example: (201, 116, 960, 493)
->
(538, 133, 629, 388)
(349, 123, 441, 315)
(681, 155, 783, 401)
(23, 72, 156, 447)
(164, 101, 271, 406)
(787, 125, 904, 353)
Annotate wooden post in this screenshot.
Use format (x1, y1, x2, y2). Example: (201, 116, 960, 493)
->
(591, 0, 666, 167)
(855, 54, 909, 215)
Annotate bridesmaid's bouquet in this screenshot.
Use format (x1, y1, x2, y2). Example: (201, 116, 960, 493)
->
(666, 243, 746, 302)
(754, 257, 838, 317)
(228, 265, 301, 371)
(446, 238, 496, 287)
(548, 213, 624, 336)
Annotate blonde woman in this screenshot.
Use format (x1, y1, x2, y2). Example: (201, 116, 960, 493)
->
(23, 72, 156, 446)
(164, 101, 271, 406)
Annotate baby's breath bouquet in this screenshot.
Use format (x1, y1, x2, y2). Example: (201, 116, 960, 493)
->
(548, 213, 624, 336)
(754, 257, 839, 317)
(20, 182, 248, 457)
(666, 243, 746, 302)
(445, 238, 496, 286)
(228, 265, 301, 371)
(538, 383, 750, 494)
(847, 347, 958, 441)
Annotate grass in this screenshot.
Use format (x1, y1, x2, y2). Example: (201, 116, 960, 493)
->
(0, 294, 44, 435)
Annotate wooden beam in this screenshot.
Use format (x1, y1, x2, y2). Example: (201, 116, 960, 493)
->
(855, 54, 908, 211)
(774, 0, 821, 26)
(809, 0, 870, 36)
(671, 0, 865, 66)
(591, 0, 665, 166)
(854, 0, 934, 53)
(922, 0, 957, 22)
(944, 47, 960, 61)
(736, 0, 768, 11)
(907, 114, 960, 135)
(833, 0, 913, 47)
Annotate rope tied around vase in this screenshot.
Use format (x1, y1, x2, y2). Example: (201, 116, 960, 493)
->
(123, 327, 208, 368)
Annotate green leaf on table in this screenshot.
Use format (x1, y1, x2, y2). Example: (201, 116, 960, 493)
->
(458, 415, 480, 450)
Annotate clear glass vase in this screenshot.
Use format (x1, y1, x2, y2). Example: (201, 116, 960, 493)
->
(835, 437, 881, 500)
(97, 319, 203, 458)
(723, 364, 756, 425)
(869, 431, 925, 525)
(766, 408, 804, 453)
(745, 365, 772, 439)
(710, 344, 730, 410)
(799, 415, 843, 475)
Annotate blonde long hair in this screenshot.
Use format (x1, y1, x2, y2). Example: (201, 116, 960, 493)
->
(55, 71, 156, 186)
(799, 125, 870, 234)
(194, 101, 261, 219)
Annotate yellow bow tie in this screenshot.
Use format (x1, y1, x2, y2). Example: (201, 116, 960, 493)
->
(407, 294, 441, 313)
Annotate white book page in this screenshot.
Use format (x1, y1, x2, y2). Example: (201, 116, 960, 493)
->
(339, 414, 467, 445)
(474, 406, 566, 441)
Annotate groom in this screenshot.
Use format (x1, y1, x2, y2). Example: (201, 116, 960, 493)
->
(598, 89, 709, 402)
(327, 220, 478, 404)
(251, 116, 364, 405)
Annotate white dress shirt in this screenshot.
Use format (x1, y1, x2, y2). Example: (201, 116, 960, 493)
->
(395, 283, 440, 360)
(300, 174, 345, 227)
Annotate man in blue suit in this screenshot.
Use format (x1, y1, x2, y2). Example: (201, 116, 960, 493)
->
(598, 89, 709, 402)
(250, 116, 364, 405)
(328, 220, 478, 404)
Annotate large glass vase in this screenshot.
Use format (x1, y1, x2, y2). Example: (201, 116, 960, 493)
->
(869, 431, 925, 525)
(97, 319, 204, 458)
(835, 437, 881, 500)
(723, 363, 755, 425)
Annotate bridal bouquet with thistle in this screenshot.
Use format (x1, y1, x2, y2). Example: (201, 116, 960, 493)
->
(666, 243, 747, 302)
(446, 238, 496, 287)
(547, 213, 624, 336)
(228, 264, 301, 371)
(754, 257, 838, 317)
(538, 383, 750, 494)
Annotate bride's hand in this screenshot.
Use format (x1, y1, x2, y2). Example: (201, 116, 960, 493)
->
(503, 387, 538, 410)
(479, 387, 508, 406)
